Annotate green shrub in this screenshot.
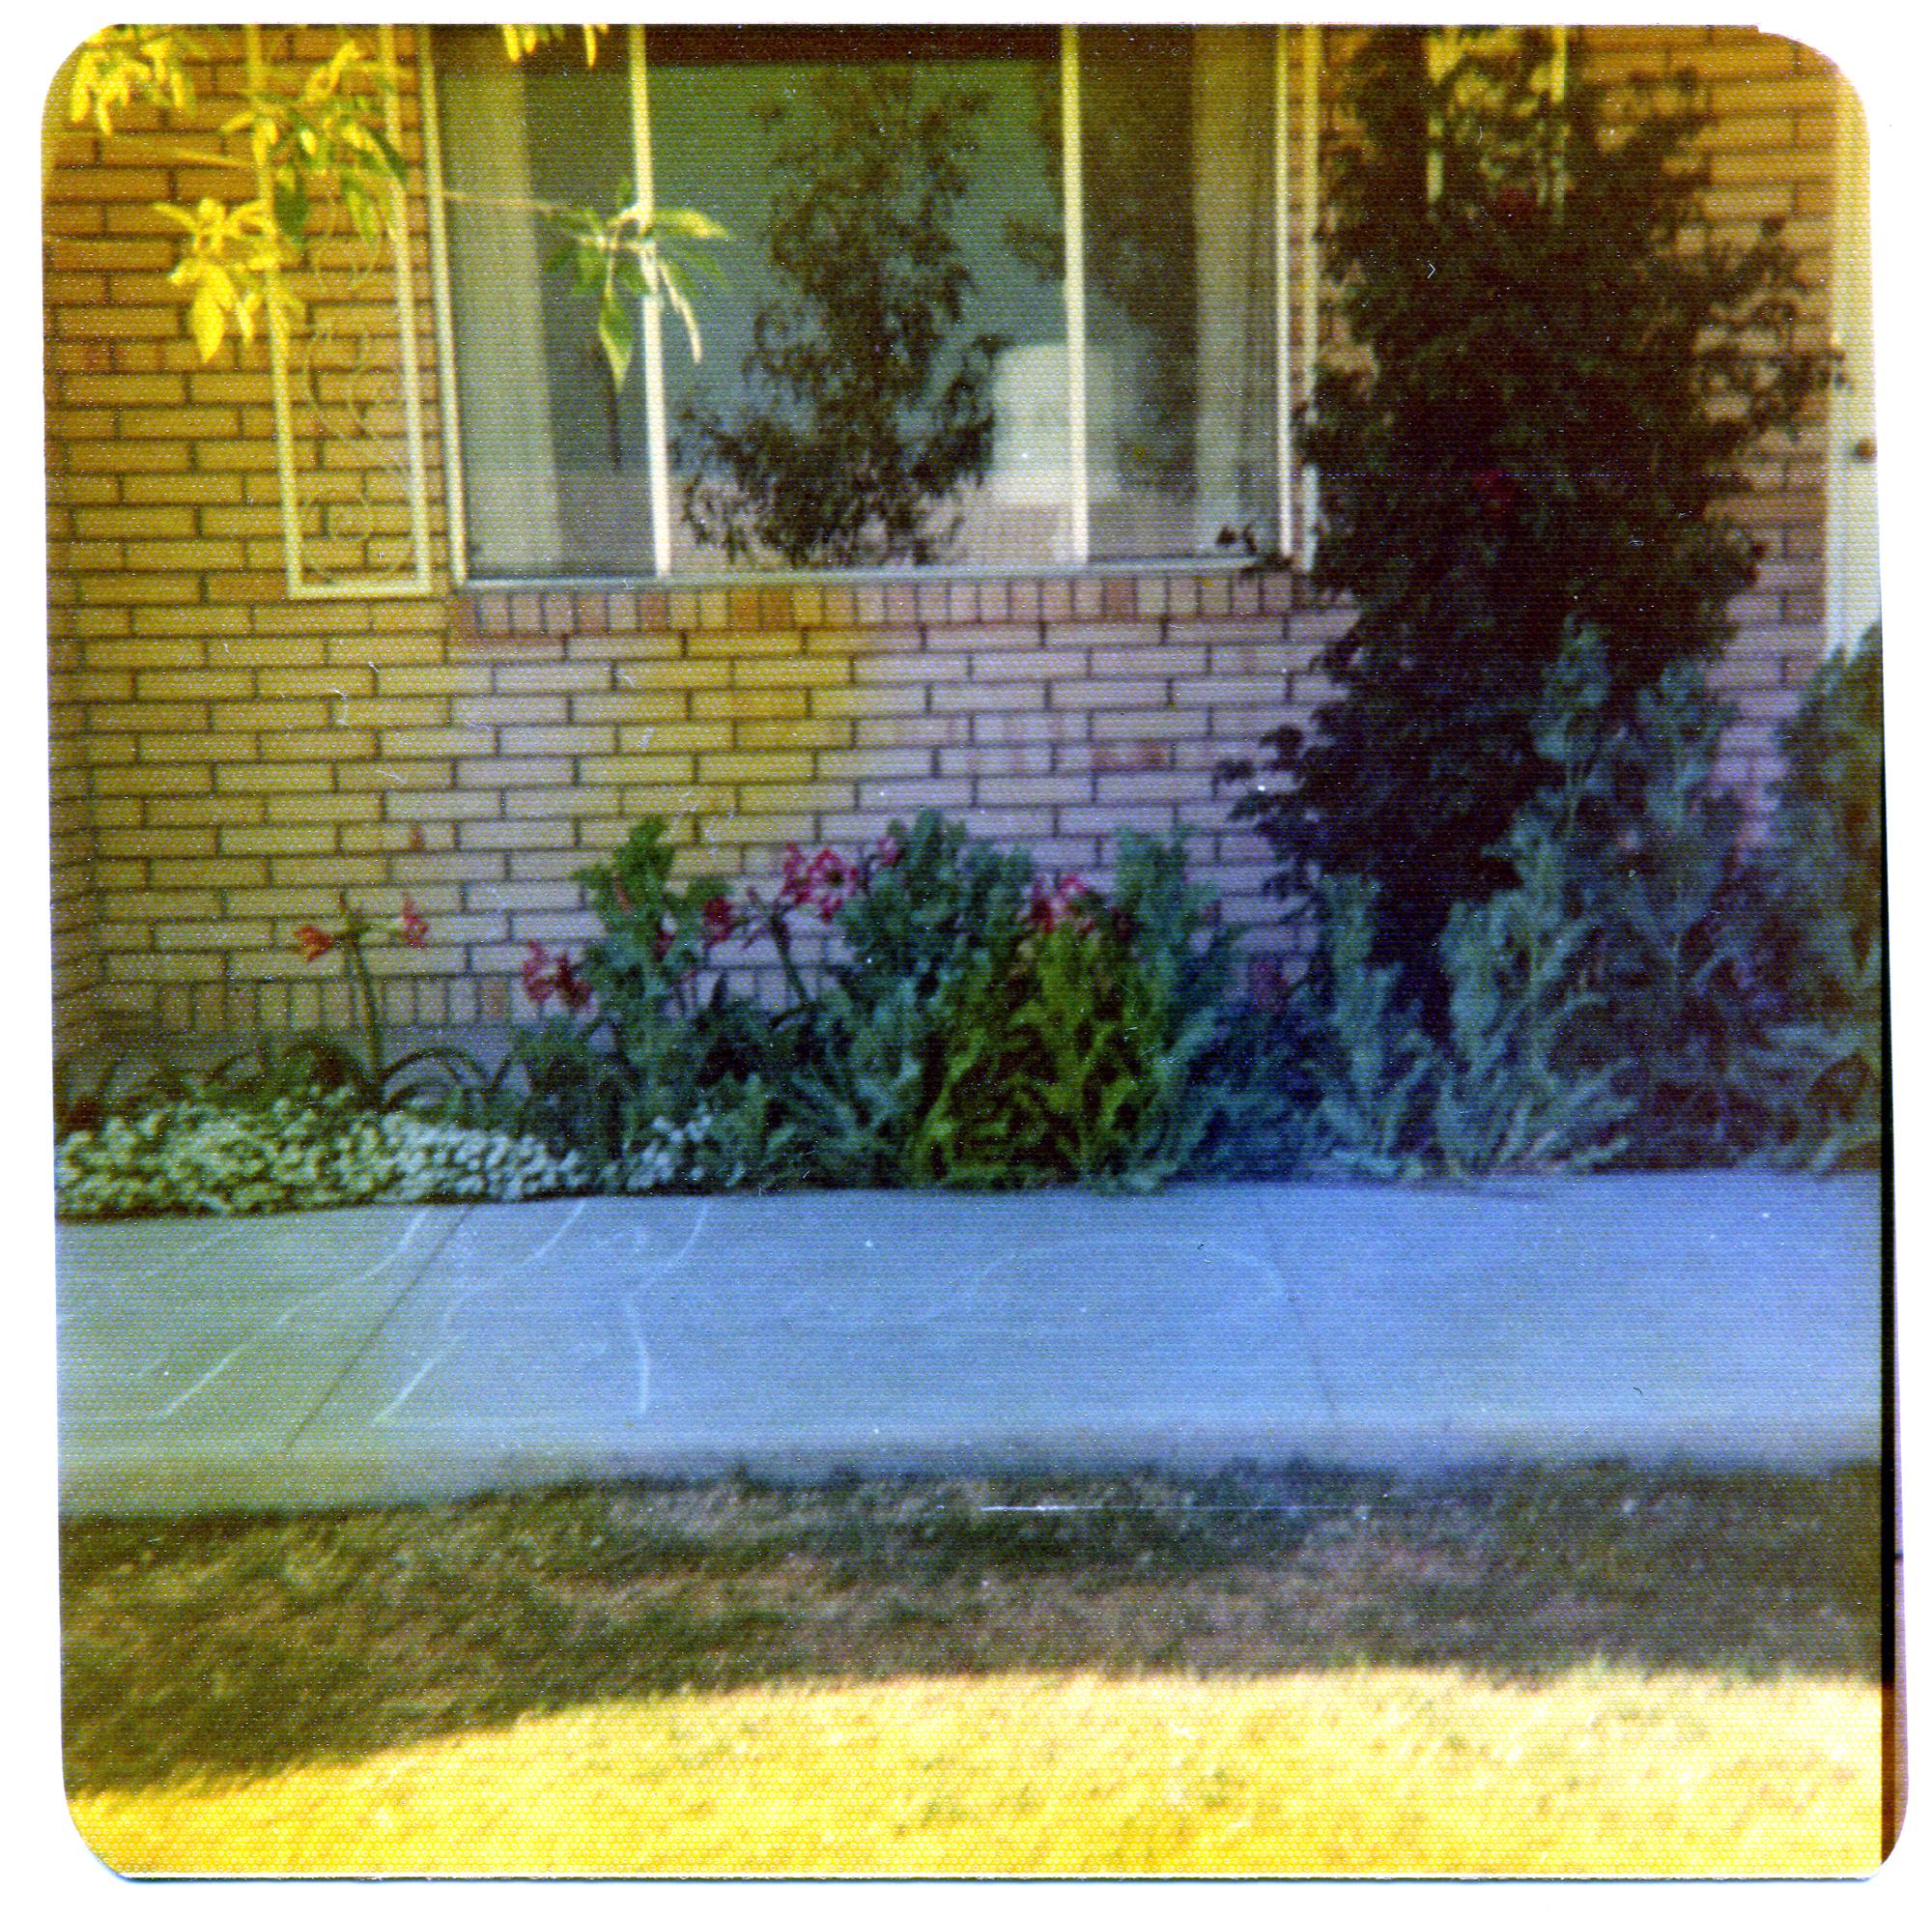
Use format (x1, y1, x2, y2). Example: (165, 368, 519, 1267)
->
(1293, 877, 1436, 1179)
(1278, 625, 1858, 1177)
(527, 816, 803, 1187)
(793, 810, 1035, 1183)
(1433, 822, 1631, 1176)
(1567, 654, 1797, 1164)
(798, 818, 1230, 1188)
(507, 811, 1234, 1192)
(903, 839, 1230, 1189)
(1760, 624, 1885, 1168)
(1189, 993, 1324, 1180)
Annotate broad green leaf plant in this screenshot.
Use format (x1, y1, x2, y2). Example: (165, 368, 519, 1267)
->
(65, 24, 724, 383)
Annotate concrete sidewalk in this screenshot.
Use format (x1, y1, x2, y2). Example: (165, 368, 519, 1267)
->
(56, 1174, 1885, 1516)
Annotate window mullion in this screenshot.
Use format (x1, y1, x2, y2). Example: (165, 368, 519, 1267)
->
(629, 24, 674, 578)
(1060, 26, 1089, 567)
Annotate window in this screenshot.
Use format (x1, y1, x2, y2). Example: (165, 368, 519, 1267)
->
(429, 25, 1297, 580)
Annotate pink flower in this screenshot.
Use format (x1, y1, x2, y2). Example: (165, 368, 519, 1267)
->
(810, 848, 858, 921)
(398, 897, 429, 949)
(701, 895, 736, 946)
(523, 941, 593, 1014)
(873, 832, 903, 869)
(296, 924, 335, 962)
(778, 844, 811, 909)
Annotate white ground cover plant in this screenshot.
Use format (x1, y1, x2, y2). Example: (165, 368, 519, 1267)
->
(55, 1093, 721, 1218)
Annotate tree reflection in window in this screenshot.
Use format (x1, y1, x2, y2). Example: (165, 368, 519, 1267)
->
(677, 69, 1006, 566)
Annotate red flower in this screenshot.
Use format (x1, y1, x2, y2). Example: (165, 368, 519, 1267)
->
(521, 940, 557, 1008)
(553, 952, 593, 1013)
(399, 897, 429, 949)
(523, 941, 593, 1013)
(1029, 873, 1094, 933)
(295, 924, 335, 962)
(771, 841, 875, 926)
(701, 895, 736, 946)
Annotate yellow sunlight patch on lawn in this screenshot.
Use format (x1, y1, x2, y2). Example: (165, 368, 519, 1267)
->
(71, 1667, 1882, 1878)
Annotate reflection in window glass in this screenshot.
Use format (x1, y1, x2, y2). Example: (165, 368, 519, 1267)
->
(653, 40, 1064, 567)
(432, 26, 1282, 577)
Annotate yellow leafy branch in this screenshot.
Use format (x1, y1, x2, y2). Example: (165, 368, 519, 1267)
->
(69, 26, 202, 136)
(70, 22, 720, 384)
(153, 195, 301, 360)
(500, 25, 609, 67)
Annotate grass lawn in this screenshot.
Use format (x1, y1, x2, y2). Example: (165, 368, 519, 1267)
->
(61, 1463, 1889, 1876)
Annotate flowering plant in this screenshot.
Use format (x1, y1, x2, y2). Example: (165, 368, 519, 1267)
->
(294, 891, 428, 1075)
(1027, 872, 1097, 934)
(521, 942, 593, 1015)
(522, 811, 1227, 1191)
(739, 832, 903, 1006)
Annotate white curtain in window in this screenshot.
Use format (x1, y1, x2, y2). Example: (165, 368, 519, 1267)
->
(436, 54, 563, 575)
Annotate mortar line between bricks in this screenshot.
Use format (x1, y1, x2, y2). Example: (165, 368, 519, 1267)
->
(281, 1206, 480, 1453)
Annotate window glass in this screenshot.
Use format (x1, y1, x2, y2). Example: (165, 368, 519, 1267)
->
(1080, 26, 1279, 562)
(651, 35, 1064, 568)
(436, 30, 654, 577)
(433, 26, 1282, 577)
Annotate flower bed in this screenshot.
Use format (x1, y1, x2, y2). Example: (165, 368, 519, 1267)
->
(55, 630, 1881, 1219)
(58, 813, 1241, 1215)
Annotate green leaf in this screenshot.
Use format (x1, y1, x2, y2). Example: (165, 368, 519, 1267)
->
(651, 206, 731, 243)
(595, 295, 635, 386)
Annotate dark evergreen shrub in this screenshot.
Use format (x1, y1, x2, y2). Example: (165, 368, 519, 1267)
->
(1225, 27, 1827, 1018)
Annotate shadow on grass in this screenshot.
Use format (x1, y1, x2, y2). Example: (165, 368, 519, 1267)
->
(61, 1461, 1884, 1795)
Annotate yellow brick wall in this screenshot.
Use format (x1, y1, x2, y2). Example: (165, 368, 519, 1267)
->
(43, 25, 1847, 1048)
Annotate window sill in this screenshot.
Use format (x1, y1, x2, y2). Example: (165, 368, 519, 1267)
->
(454, 554, 1296, 593)
(449, 560, 1313, 641)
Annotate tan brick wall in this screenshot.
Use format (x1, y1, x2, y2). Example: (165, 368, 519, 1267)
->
(43, 25, 1847, 1049)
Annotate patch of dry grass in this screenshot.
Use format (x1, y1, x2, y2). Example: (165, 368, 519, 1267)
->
(61, 1465, 1888, 1875)
(71, 1668, 1881, 1876)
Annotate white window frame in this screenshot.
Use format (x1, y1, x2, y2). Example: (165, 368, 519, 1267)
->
(421, 24, 1323, 586)
(1826, 70, 1879, 653)
(259, 22, 435, 598)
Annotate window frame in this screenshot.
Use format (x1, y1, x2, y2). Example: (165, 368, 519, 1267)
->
(422, 24, 1322, 587)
